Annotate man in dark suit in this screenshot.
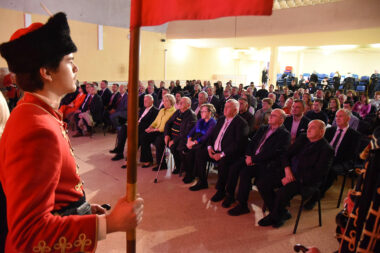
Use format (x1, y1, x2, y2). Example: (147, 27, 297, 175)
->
(191, 91, 208, 119)
(305, 99, 328, 124)
(97, 80, 112, 107)
(73, 84, 103, 137)
(226, 109, 291, 214)
(206, 86, 220, 116)
(110, 84, 128, 129)
(284, 99, 310, 144)
(258, 120, 334, 228)
(103, 83, 121, 130)
(207, 99, 249, 203)
(238, 98, 255, 139)
(164, 97, 197, 178)
(110, 94, 159, 162)
(139, 83, 158, 108)
(305, 109, 361, 209)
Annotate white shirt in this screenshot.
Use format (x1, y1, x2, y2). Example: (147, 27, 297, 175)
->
(212, 117, 233, 152)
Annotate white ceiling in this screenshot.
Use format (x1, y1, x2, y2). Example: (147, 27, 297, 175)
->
(0, 0, 344, 33)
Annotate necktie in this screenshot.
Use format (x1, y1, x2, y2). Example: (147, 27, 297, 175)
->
(332, 129, 343, 149)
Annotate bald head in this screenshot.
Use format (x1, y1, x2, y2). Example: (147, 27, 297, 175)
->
(307, 120, 326, 142)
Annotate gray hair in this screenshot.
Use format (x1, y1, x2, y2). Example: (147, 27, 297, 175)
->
(144, 94, 154, 102)
(199, 91, 208, 99)
(164, 94, 176, 106)
(182, 96, 192, 107)
(226, 99, 240, 112)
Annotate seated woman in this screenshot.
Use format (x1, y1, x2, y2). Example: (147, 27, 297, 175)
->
(184, 103, 217, 190)
(302, 93, 313, 113)
(326, 97, 340, 125)
(59, 84, 86, 124)
(282, 97, 293, 115)
(352, 93, 372, 119)
(140, 94, 176, 171)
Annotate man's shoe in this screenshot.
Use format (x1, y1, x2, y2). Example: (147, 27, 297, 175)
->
(121, 165, 127, 169)
(210, 191, 225, 202)
(189, 182, 208, 191)
(228, 204, 249, 216)
(172, 168, 180, 174)
(258, 215, 275, 227)
(182, 177, 194, 184)
(272, 219, 285, 228)
(73, 132, 83, 137)
(142, 163, 152, 168)
(222, 196, 235, 208)
(111, 154, 124, 161)
(281, 210, 292, 221)
(109, 149, 117, 154)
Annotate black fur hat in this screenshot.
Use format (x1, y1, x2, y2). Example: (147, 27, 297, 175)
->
(0, 12, 77, 73)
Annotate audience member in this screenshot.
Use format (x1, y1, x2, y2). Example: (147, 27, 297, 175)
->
(326, 97, 340, 125)
(59, 85, 86, 123)
(97, 80, 112, 107)
(185, 104, 217, 191)
(305, 99, 328, 124)
(305, 109, 361, 210)
(226, 109, 290, 214)
(253, 98, 273, 132)
(192, 91, 208, 119)
(332, 100, 359, 130)
(0, 92, 10, 139)
(282, 97, 293, 115)
(238, 98, 255, 138)
(109, 84, 128, 130)
(164, 97, 197, 177)
(141, 94, 176, 171)
(257, 120, 334, 228)
(352, 94, 372, 119)
(284, 99, 310, 144)
(207, 99, 249, 203)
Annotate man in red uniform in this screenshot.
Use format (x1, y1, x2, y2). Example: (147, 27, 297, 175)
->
(0, 12, 143, 252)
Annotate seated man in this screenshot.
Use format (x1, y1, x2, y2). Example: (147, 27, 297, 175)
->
(103, 83, 121, 129)
(226, 109, 290, 214)
(207, 99, 249, 203)
(253, 98, 272, 133)
(305, 109, 361, 209)
(332, 100, 359, 130)
(284, 99, 310, 144)
(164, 97, 197, 178)
(97, 80, 112, 108)
(191, 91, 208, 119)
(73, 84, 103, 137)
(258, 120, 334, 228)
(109, 84, 127, 130)
(305, 99, 328, 125)
(110, 94, 159, 162)
(238, 97, 255, 139)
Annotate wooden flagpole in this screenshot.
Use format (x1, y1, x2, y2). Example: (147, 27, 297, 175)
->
(126, 0, 141, 252)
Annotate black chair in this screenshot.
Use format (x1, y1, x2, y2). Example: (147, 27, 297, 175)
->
(293, 190, 322, 234)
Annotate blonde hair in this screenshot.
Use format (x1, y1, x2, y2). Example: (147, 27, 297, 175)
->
(0, 93, 10, 139)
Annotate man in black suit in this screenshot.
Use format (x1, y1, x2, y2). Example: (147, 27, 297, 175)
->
(110, 94, 159, 163)
(139, 83, 158, 108)
(305, 109, 361, 209)
(191, 91, 208, 119)
(207, 99, 249, 203)
(206, 86, 220, 116)
(73, 84, 103, 137)
(164, 97, 197, 178)
(284, 99, 310, 144)
(103, 83, 121, 129)
(258, 120, 334, 228)
(97, 80, 112, 107)
(238, 98, 255, 138)
(110, 84, 128, 129)
(226, 109, 291, 214)
(305, 99, 328, 124)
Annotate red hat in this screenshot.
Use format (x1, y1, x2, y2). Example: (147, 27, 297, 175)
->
(0, 12, 77, 73)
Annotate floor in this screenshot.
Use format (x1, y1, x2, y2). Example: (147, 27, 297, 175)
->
(71, 130, 344, 253)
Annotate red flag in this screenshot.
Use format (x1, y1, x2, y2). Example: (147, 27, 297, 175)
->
(130, 0, 273, 28)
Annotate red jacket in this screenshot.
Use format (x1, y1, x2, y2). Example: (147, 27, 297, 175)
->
(0, 93, 97, 253)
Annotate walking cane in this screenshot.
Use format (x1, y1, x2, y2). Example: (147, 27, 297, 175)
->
(153, 145, 167, 183)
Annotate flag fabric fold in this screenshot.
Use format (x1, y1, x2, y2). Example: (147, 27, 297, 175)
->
(130, 0, 273, 28)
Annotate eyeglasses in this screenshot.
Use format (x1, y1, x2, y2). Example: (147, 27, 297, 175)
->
(200, 110, 209, 113)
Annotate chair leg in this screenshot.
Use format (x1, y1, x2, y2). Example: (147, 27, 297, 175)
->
(293, 198, 304, 234)
(318, 198, 322, 227)
(337, 175, 347, 208)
